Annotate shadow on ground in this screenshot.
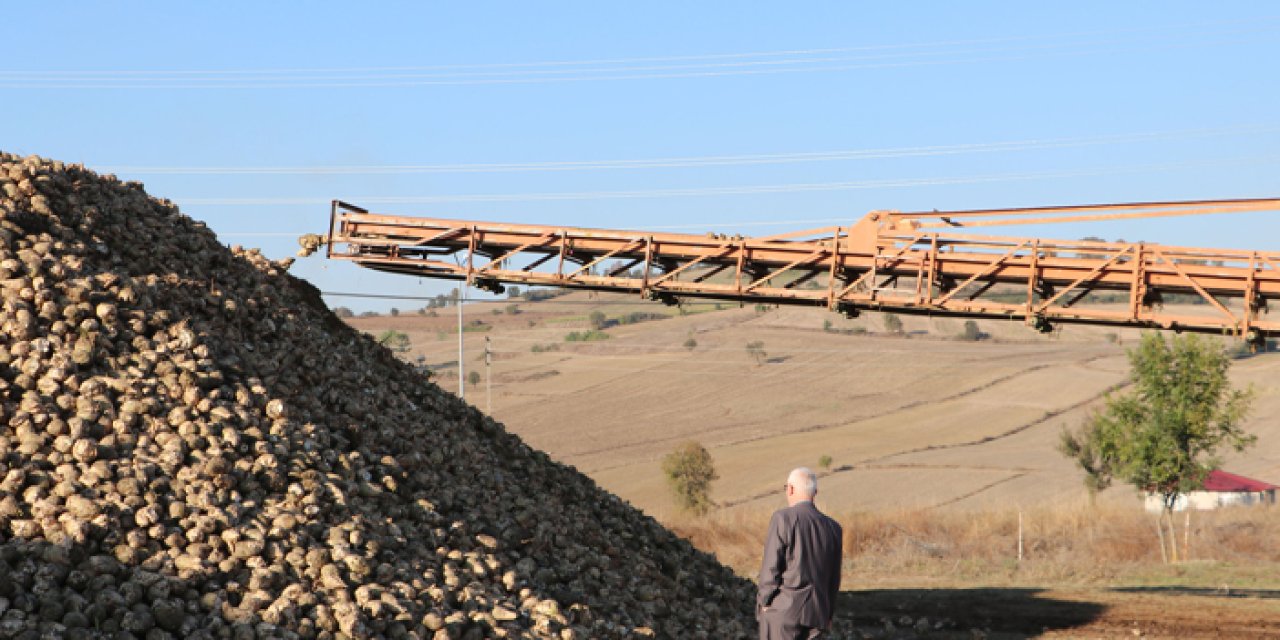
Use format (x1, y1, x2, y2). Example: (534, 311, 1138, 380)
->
(1111, 585, 1280, 599)
(835, 588, 1106, 639)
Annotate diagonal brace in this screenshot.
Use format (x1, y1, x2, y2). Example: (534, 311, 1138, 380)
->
(1151, 248, 1240, 326)
(936, 241, 1029, 306)
(477, 233, 558, 272)
(744, 249, 828, 292)
(1036, 246, 1132, 312)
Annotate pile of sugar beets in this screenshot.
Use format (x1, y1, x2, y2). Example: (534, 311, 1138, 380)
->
(0, 153, 762, 639)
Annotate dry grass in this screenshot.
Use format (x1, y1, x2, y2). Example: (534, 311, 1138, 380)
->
(671, 504, 1280, 588)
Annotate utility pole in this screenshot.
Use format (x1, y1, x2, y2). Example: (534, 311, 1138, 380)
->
(457, 287, 464, 399)
(484, 335, 492, 414)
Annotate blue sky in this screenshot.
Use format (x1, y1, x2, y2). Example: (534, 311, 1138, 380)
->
(6, 3, 1279, 311)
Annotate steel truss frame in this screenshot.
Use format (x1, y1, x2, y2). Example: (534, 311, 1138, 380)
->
(324, 198, 1280, 340)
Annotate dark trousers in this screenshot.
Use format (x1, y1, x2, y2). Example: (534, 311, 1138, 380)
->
(758, 607, 823, 640)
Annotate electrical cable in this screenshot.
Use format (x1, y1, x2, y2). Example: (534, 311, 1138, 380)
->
(5, 19, 1277, 89)
(172, 153, 1280, 207)
(100, 125, 1280, 176)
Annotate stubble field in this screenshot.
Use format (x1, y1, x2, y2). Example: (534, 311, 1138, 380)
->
(350, 293, 1280, 518)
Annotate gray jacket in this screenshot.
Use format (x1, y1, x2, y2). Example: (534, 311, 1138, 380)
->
(757, 501, 843, 628)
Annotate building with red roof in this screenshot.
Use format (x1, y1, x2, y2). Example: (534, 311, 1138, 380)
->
(1144, 470, 1278, 512)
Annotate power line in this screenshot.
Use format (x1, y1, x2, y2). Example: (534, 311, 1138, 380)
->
(173, 153, 1280, 206)
(98, 125, 1280, 176)
(5, 20, 1277, 89)
(14, 17, 1273, 77)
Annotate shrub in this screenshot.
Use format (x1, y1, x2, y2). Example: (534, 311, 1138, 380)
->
(683, 337, 697, 351)
(565, 330, 610, 342)
(818, 455, 833, 471)
(959, 320, 982, 341)
(617, 312, 668, 325)
(745, 341, 766, 365)
(377, 330, 411, 354)
(522, 288, 570, 302)
(662, 441, 718, 515)
(462, 321, 492, 333)
(589, 310, 608, 330)
(882, 313, 903, 334)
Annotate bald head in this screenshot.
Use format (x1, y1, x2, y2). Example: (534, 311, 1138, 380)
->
(786, 467, 818, 505)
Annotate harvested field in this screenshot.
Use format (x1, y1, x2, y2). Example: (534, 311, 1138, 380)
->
(354, 298, 1280, 519)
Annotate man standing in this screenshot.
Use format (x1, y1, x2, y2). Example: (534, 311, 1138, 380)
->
(757, 467, 843, 639)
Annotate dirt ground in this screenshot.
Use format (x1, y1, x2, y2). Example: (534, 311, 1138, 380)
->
(834, 586, 1280, 639)
(348, 293, 1280, 520)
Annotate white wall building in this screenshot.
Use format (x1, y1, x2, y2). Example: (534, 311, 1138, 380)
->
(1144, 470, 1278, 513)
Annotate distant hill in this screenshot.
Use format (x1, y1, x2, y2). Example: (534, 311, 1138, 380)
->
(349, 291, 1280, 519)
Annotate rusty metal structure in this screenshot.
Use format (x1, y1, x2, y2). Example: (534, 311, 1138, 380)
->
(323, 197, 1280, 343)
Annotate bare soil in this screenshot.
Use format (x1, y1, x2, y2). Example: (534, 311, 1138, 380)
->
(348, 293, 1280, 520)
(836, 586, 1280, 638)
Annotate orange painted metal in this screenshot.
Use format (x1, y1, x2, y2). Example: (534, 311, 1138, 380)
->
(324, 198, 1280, 339)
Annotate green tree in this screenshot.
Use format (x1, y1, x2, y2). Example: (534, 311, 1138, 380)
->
(683, 337, 698, 351)
(745, 340, 766, 365)
(333, 306, 355, 319)
(662, 441, 719, 515)
(467, 370, 481, 387)
(377, 330, 411, 354)
(882, 313, 904, 334)
(1058, 333, 1254, 562)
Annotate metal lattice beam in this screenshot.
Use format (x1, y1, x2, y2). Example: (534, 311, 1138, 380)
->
(323, 199, 1280, 339)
